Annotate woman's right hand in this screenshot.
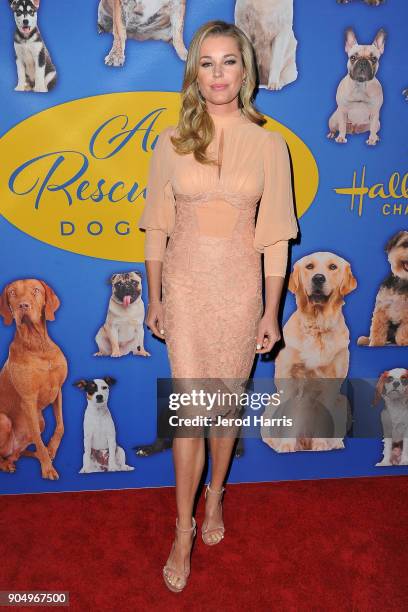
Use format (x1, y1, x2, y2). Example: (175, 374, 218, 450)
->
(146, 300, 165, 340)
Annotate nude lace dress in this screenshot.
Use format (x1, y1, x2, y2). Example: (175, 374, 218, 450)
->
(138, 108, 298, 428)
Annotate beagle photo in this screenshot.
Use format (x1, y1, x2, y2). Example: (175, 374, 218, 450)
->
(261, 252, 357, 453)
(97, 0, 188, 66)
(234, 0, 297, 90)
(358, 231, 408, 347)
(373, 368, 408, 466)
(0, 279, 67, 479)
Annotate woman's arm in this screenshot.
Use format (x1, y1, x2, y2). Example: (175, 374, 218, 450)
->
(254, 132, 299, 353)
(138, 128, 176, 339)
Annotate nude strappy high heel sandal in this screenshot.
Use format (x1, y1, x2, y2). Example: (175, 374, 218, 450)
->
(163, 517, 197, 593)
(201, 484, 225, 546)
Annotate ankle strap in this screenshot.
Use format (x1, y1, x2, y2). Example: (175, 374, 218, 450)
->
(176, 517, 196, 532)
(207, 483, 225, 495)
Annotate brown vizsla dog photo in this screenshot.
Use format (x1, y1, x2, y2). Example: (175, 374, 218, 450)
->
(0, 279, 68, 479)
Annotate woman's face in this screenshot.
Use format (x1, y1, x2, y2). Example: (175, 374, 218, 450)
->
(196, 34, 246, 112)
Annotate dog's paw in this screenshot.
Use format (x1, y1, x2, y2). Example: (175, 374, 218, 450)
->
(123, 464, 135, 471)
(105, 50, 125, 67)
(366, 134, 379, 146)
(93, 351, 108, 357)
(368, 339, 384, 347)
(327, 131, 337, 139)
(267, 80, 283, 91)
(108, 464, 120, 472)
(375, 459, 392, 466)
(14, 84, 26, 92)
(279, 441, 297, 453)
(33, 85, 48, 93)
(132, 349, 151, 357)
(42, 464, 59, 480)
(110, 350, 121, 358)
(261, 437, 282, 452)
(311, 439, 331, 451)
(335, 135, 348, 143)
(0, 460, 16, 473)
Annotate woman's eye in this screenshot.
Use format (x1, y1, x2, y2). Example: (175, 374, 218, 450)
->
(225, 60, 236, 65)
(201, 62, 211, 68)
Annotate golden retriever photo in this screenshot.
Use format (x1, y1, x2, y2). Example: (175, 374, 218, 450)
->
(261, 252, 357, 453)
(0, 279, 67, 479)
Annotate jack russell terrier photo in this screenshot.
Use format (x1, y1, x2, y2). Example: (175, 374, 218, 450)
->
(9, 0, 57, 92)
(74, 377, 135, 473)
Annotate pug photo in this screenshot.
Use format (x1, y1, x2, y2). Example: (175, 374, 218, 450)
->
(94, 271, 151, 358)
(327, 28, 386, 145)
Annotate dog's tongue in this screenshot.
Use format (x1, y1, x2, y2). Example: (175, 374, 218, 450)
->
(123, 295, 131, 307)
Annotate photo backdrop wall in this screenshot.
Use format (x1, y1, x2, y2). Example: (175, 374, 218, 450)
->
(0, 0, 407, 495)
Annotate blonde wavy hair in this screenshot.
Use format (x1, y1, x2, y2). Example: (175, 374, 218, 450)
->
(170, 20, 266, 166)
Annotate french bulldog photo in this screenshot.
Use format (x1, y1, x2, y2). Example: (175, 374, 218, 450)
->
(234, 0, 297, 90)
(373, 369, 408, 466)
(9, 0, 57, 93)
(97, 0, 188, 67)
(328, 27, 386, 145)
(94, 271, 150, 358)
(337, 1, 385, 5)
(74, 377, 135, 473)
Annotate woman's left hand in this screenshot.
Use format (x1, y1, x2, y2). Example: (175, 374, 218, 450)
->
(255, 313, 281, 354)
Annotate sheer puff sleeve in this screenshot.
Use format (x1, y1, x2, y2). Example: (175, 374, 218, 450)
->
(137, 127, 176, 261)
(254, 131, 299, 278)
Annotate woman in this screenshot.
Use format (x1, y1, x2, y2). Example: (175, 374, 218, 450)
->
(138, 20, 298, 592)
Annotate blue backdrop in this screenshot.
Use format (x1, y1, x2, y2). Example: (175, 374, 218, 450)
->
(0, 0, 407, 495)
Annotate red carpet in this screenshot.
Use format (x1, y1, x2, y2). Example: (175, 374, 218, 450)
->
(1, 476, 407, 611)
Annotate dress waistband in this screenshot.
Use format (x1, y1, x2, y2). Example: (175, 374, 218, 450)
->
(174, 190, 261, 210)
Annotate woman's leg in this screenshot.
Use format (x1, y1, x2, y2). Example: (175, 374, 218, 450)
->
(204, 431, 238, 542)
(164, 436, 204, 585)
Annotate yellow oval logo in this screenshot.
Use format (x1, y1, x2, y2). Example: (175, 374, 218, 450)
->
(0, 92, 318, 261)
